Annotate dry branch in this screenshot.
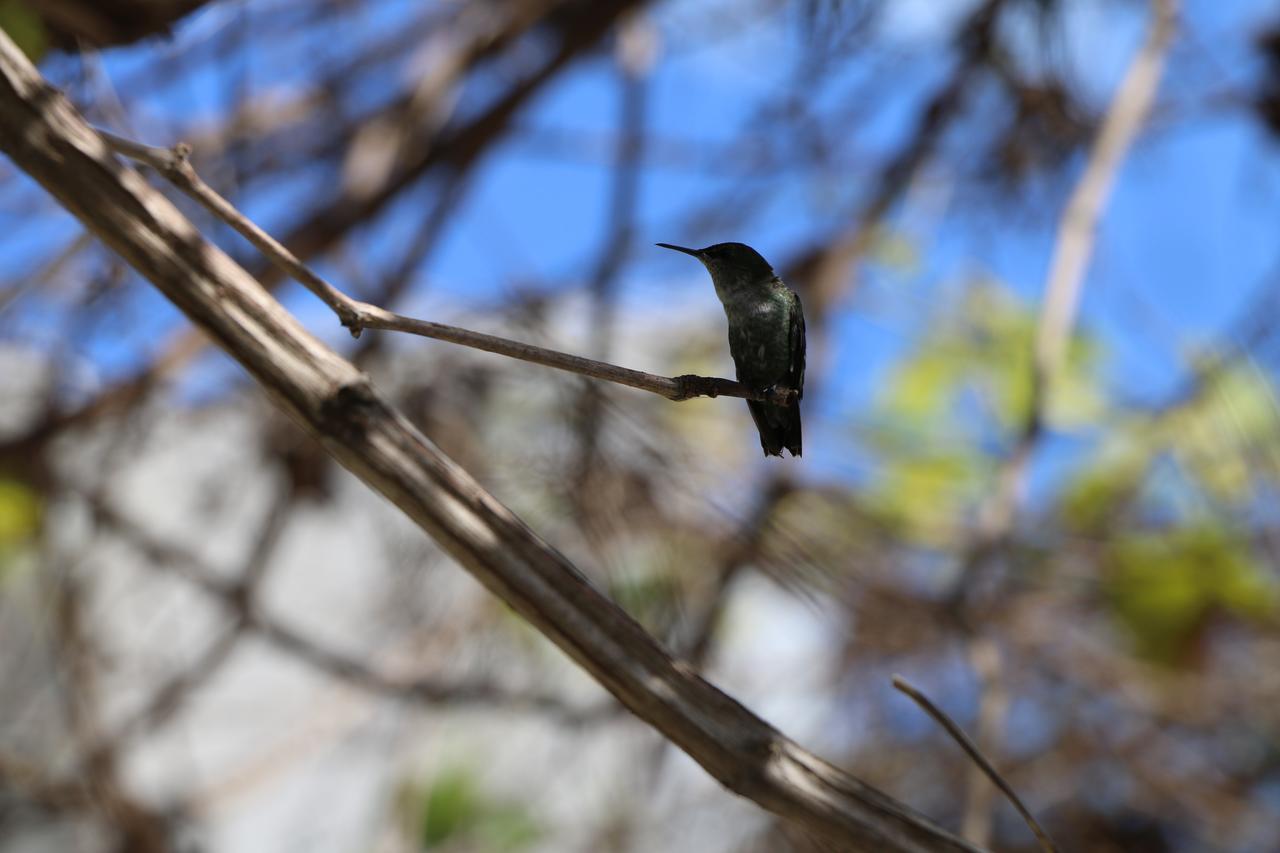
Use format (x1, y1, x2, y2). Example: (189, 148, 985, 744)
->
(0, 31, 974, 852)
(1033, 0, 1179, 399)
(92, 498, 599, 722)
(941, 1, 1179, 837)
(99, 130, 797, 408)
(893, 676, 1058, 853)
(951, 0, 1180, 583)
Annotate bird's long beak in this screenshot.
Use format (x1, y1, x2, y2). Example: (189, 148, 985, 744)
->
(656, 242, 702, 258)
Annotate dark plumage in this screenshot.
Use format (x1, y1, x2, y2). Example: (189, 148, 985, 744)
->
(657, 242, 805, 457)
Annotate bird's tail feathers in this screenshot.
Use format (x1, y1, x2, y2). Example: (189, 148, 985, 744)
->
(746, 400, 801, 458)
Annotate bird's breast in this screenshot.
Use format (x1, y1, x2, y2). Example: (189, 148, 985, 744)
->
(723, 296, 791, 385)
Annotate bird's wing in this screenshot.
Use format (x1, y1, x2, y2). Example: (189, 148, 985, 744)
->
(787, 289, 805, 399)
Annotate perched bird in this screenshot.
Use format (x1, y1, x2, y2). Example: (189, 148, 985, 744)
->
(657, 242, 805, 457)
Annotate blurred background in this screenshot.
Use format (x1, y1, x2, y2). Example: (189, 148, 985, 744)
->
(2, 0, 1280, 850)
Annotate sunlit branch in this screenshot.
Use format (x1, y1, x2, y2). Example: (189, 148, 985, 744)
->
(99, 129, 798, 408)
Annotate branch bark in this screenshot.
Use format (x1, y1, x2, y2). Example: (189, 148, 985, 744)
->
(0, 33, 975, 851)
(950, 0, 1180, 592)
(99, 129, 796, 408)
(1033, 0, 1179, 401)
(893, 676, 1058, 853)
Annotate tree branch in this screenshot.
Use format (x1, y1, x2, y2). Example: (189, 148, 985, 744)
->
(0, 33, 972, 850)
(1033, 0, 1179, 401)
(892, 676, 1058, 853)
(90, 498, 595, 722)
(97, 130, 798, 408)
(948, 0, 1180, 598)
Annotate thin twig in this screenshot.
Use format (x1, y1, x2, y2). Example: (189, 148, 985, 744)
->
(892, 675, 1058, 853)
(98, 129, 798, 408)
(98, 129, 363, 328)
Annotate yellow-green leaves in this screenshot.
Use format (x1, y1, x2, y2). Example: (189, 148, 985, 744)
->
(1104, 525, 1275, 664)
(0, 477, 40, 581)
(0, 1, 45, 62)
(410, 768, 542, 851)
(1158, 363, 1280, 503)
(864, 280, 1100, 545)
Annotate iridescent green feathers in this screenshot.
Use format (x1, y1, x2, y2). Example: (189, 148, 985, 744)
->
(658, 242, 805, 457)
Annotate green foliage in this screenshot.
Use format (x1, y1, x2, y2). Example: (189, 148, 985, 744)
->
(1157, 364, 1280, 503)
(416, 768, 542, 851)
(0, 0, 46, 61)
(880, 281, 1100, 431)
(0, 477, 40, 580)
(1104, 524, 1276, 664)
(862, 439, 983, 547)
(864, 280, 1101, 545)
(1062, 362, 1280, 534)
(1059, 437, 1147, 533)
(421, 770, 478, 847)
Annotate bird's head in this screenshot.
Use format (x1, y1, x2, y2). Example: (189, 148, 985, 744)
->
(657, 241, 775, 283)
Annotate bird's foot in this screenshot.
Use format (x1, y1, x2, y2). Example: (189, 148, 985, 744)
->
(761, 384, 796, 405)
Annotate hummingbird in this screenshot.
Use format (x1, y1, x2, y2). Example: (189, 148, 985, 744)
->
(657, 242, 805, 457)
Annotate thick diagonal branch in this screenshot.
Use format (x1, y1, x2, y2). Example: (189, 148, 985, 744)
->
(0, 31, 973, 852)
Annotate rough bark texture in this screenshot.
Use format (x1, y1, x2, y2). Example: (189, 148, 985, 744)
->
(0, 32, 979, 853)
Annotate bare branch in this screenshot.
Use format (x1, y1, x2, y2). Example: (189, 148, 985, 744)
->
(89, 485, 294, 755)
(959, 639, 1010, 847)
(97, 129, 365, 328)
(99, 129, 798, 408)
(948, 0, 1181, 602)
(932, 10, 1180, 839)
(0, 32, 973, 850)
(90, 498, 594, 722)
(1034, 0, 1180, 398)
(892, 675, 1058, 853)
(0, 0, 645, 465)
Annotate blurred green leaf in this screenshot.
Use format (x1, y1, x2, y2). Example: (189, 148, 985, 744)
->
(885, 344, 961, 421)
(1058, 363, 1280, 537)
(865, 279, 1102, 545)
(1159, 364, 1280, 503)
(474, 806, 542, 850)
(0, 477, 40, 581)
(1060, 438, 1147, 533)
(864, 447, 982, 547)
(418, 768, 542, 851)
(421, 769, 481, 848)
(1104, 524, 1276, 664)
(0, 0, 46, 62)
(878, 280, 1101, 434)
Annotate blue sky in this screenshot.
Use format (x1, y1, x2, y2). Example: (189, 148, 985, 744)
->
(7, 0, 1280, 484)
